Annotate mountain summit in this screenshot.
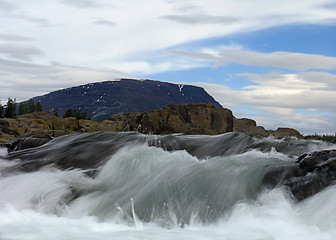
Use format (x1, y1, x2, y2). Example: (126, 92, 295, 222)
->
(33, 78, 222, 120)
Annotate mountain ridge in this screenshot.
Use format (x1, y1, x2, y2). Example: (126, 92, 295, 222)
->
(32, 78, 222, 120)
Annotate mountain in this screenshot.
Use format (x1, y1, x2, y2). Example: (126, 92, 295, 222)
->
(32, 78, 222, 120)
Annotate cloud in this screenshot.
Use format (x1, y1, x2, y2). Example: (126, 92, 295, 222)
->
(253, 106, 295, 116)
(60, 0, 106, 9)
(192, 71, 336, 133)
(0, 34, 33, 42)
(212, 72, 336, 111)
(15, 15, 50, 27)
(251, 110, 334, 134)
(93, 19, 116, 27)
(111, 59, 206, 76)
(0, 0, 17, 12)
(160, 14, 239, 25)
(0, 43, 44, 61)
(0, 58, 131, 102)
(1, 0, 336, 134)
(170, 49, 336, 71)
(2, 0, 334, 72)
(171, 4, 203, 13)
(4, 13, 53, 27)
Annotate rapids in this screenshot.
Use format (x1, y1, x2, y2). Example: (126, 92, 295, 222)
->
(0, 132, 335, 239)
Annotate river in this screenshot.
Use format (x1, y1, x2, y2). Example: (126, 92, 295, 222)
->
(0, 132, 335, 240)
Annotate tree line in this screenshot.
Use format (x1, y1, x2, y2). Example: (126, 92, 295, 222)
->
(51, 108, 91, 120)
(0, 97, 90, 120)
(0, 98, 42, 118)
(304, 133, 336, 142)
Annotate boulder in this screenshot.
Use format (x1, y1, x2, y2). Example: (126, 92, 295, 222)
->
(270, 128, 302, 139)
(0, 118, 21, 143)
(233, 118, 256, 130)
(263, 149, 336, 201)
(0, 112, 81, 142)
(233, 118, 269, 137)
(233, 118, 302, 139)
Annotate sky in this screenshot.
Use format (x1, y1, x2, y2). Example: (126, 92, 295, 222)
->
(1, 0, 336, 134)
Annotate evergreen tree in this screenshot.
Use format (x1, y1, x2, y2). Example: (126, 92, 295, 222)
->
(63, 108, 88, 119)
(4, 98, 16, 118)
(35, 101, 42, 111)
(52, 108, 59, 117)
(0, 101, 3, 118)
(63, 108, 74, 118)
(18, 102, 27, 115)
(73, 109, 88, 120)
(27, 99, 36, 113)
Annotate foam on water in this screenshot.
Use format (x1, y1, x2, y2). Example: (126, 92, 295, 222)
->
(1, 188, 336, 240)
(0, 133, 335, 239)
(0, 147, 8, 158)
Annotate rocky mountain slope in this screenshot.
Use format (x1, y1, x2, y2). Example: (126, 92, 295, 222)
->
(32, 79, 222, 120)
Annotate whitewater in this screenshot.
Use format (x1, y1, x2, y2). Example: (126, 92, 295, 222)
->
(0, 132, 335, 240)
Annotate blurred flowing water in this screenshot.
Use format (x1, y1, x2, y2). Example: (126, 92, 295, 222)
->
(0, 132, 335, 240)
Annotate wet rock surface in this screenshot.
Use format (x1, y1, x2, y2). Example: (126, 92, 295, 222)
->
(264, 149, 336, 201)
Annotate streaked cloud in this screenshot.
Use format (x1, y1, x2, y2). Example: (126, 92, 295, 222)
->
(60, 0, 106, 9)
(0, 0, 17, 12)
(0, 43, 44, 61)
(0, 58, 130, 101)
(93, 18, 116, 27)
(160, 14, 239, 25)
(193, 71, 336, 133)
(199, 72, 336, 111)
(1, 0, 336, 134)
(170, 50, 336, 71)
(111, 59, 205, 76)
(0, 34, 33, 42)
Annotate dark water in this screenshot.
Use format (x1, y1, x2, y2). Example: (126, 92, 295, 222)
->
(0, 132, 335, 239)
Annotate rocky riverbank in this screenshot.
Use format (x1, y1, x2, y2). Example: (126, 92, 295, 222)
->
(0, 103, 301, 143)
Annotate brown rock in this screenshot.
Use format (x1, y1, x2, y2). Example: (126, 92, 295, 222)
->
(233, 118, 302, 139)
(233, 118, 269, 137)
(0, 104, 302, 143)
(110, 103, 234, 135)
(63, 117, 79, 132)
(234, 118, 256, 130)
(271, 127, 302, 139)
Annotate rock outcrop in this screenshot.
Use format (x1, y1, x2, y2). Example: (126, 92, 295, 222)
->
(234, 117, 302, 139)
(0, 103, 303, 143)
(109, 103, 233, 135)
(233, 118, 269, 137)
(0, 103, 233, 143)
(271, 128, 302, 139)
(264, 149, 336, 201)
(0, 112, 79, 143)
